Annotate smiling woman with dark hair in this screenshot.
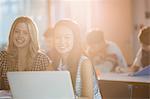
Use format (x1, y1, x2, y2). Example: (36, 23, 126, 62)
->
(52, 19, 102, 99)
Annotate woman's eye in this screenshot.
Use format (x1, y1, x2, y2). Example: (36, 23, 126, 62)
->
(65, 35, 72, 39)
(15, 30, 20, 34)
(65, 37, 70, 39)
(15, 30, 19, 33)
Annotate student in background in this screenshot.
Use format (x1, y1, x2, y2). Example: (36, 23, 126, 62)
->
(86, 29, 127, 73)
(129, 26, 150, 72)
(43, 26, 55, 61)
(0, 16, 52, 90)
(53, 20, 102, 99)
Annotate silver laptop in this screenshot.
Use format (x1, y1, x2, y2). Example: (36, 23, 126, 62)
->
(7, 71, 75, 99)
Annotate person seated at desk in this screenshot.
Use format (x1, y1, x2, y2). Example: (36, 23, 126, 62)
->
(129, 26, 150, 72)
(43, 26, 55, 61)
(52, 20, 102, 99)
(86, 29, 127, 73)
(0, 16, 52, 90)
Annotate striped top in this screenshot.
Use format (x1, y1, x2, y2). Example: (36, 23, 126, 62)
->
(57, 55, 102, 99)
(0, 50, 51, 90)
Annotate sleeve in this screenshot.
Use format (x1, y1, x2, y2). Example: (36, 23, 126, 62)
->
(132, 49, 142, 67)
(0, 55, 2, 74)
(0, 51, 4, 89)
(42, 54, 52, 70)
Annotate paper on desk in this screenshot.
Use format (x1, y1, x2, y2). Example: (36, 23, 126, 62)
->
(129, 65, 150, 76)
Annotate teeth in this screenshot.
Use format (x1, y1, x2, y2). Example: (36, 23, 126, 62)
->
(59, 47, 65, 49)
(17, 39, 24, 43)
(60, 46, 65, 48)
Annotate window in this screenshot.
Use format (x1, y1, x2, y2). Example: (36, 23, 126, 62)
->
(0, 0, 49, 48)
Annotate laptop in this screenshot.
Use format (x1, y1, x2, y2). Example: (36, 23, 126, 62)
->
(7, 71, 75, 99)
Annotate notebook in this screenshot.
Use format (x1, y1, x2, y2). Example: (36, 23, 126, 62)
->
(7, 71, 75, 99)
(129, 65, 150, 76)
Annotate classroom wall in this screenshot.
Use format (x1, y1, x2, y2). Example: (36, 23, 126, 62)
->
(132, 0, 150, 57)
(91, 0, 134, 64)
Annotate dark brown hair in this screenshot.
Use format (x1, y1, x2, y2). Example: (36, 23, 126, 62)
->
(52, 19, 83, 86)
(86, 29, 105, 45)
(138, 26, 150, 45)
(44, 27, 53, 38)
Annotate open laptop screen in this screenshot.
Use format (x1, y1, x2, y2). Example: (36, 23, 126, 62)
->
(7, 71, 75, 99)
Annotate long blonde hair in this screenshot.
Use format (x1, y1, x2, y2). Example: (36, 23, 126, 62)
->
(7, 16, 39, 67)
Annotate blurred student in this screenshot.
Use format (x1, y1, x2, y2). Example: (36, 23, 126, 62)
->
(86, 29, 127, 73)
(0, 16, 52, 90)
(129, 26, 150, 72)
(43, 26, 55, 60)
(53, 20, 102, 99)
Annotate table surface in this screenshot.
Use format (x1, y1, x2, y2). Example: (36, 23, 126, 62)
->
(98, 73, 150, 84)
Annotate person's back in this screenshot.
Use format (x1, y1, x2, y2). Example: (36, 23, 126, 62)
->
(86, 29, 127, 73)
(43, 27, 55, 60)
(106, 41, 127, 67)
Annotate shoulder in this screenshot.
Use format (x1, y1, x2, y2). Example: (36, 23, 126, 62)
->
(80, 55, 91, 64)
(36, 51, 49, 58)
(0, 50, 7, 60)
(0, 50, 8, 67)
(80, 55, 89, 61)
(107, 41, 120, 51)
(0, 50, 7, 56)
(79, 55, 93, 70)
(35, 51, 51, 63)
(106, 41, 124, 56)
(32, 51, 52, 70)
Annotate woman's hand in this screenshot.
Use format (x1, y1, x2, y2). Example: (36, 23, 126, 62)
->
(115, 66, 128, 73)
(128, 65, 140, 72)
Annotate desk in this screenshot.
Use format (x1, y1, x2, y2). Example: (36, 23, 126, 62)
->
(98, 73, 150, 83)
(98, 73, 150, 99)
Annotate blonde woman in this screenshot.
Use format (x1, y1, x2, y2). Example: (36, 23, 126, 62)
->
(52, 20, 102, 99)
(0, 16, 52, 90)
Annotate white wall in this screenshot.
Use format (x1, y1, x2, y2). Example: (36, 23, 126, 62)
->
(91, 0, 134, 64)
(132, 0, 150, 58)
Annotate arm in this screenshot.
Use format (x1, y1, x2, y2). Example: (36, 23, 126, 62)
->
(79, 59, 94, 99)
(0, 53, 3, 90)
(0, 53, 3, 89)
(129, 49, 142, 72)
(0, 67, 1, 89)
(0, 51, 7, 90)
